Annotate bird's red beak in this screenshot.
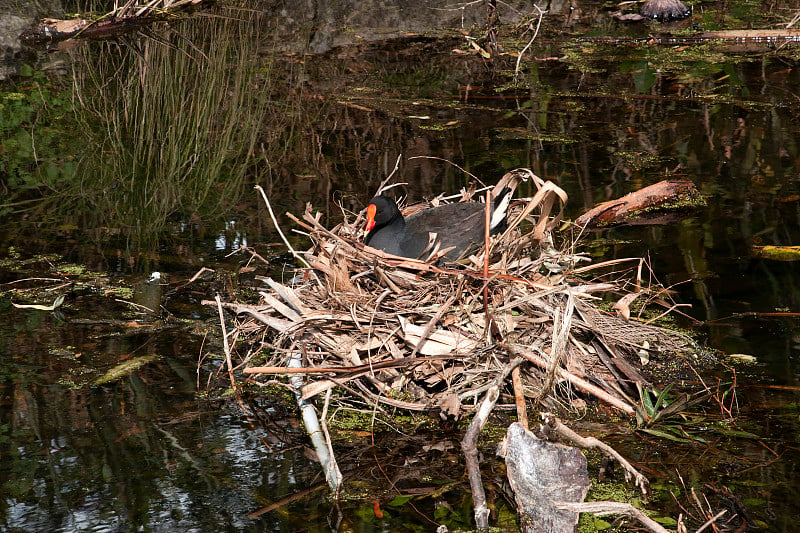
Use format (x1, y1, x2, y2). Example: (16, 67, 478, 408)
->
(365, 204, 377, 234)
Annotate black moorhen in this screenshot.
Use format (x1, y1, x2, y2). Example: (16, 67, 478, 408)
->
(364, 189, 512, 261)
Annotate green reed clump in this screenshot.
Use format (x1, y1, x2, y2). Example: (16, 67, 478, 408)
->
(69, 11, 274, 245)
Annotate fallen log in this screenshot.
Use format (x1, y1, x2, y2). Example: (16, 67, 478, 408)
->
(583, 29, 800, 45)
(576, 179, 705, 229)
(20, 0, 212, 44)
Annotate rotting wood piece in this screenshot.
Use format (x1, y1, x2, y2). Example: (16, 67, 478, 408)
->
(499, 422, 590, 533)
(576, 179, 705, 229)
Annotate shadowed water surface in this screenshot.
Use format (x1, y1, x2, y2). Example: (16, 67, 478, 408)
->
(2, 0, 800, 530)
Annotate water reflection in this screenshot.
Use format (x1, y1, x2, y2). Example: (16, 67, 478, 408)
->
(1, 8, 284, 266)
(215, 221, 248, 252)
(0, 325, 321, 531)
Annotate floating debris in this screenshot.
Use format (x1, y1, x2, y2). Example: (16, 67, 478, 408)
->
(11, 294, 66, 311)
(93, 354, 159, 385)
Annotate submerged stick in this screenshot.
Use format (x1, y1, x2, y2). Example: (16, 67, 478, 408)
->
(462, 386, 498, 530)
(248, 482, 327, 519)
(288, 350, 343, 493)
(215, 295, 237, 393)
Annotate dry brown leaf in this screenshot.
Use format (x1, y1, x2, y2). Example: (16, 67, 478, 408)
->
(436, 393, 462, 419)
(612, 292, 642, 320)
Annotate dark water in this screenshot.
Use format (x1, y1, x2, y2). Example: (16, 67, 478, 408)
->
(3, 0, 800, 531)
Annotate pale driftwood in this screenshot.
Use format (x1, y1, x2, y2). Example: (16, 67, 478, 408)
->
(499, 422, 590, 533)
(501, 418, 673, 533)
(554, 501, 669, 533)
(319, 389, 341, 494)
(698, 29, 800, 41)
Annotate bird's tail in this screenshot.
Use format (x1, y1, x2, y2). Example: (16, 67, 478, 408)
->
(490, 187, 513, 232)
(488, 168, 532, 233)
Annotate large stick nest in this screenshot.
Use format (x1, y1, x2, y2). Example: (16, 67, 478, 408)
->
(220, 169, 694, 419)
